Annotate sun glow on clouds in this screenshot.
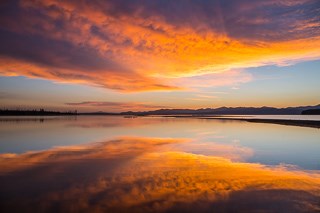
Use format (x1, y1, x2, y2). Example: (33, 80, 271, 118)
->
(0, 0, 320, 92)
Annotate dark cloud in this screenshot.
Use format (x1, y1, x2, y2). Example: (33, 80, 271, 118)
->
(220, 0, 320, 41)
(164, 189, 320, 212)
(208, 189, 320, 213)
(71, 0, 320, 41)
(0, 29, 125, 73)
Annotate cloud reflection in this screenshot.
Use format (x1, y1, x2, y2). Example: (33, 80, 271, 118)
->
(0, 137, 320, 212)
(172, 141, 254, 161)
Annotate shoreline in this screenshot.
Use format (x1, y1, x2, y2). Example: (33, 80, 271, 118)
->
(1, 114, 320, 128)
(164, 115, 320, 129)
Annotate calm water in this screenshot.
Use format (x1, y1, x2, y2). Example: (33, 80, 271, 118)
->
(0, 116, 320, 212)
(202, 114, 320, 121)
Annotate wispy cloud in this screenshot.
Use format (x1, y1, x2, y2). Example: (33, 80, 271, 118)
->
(65, 101, 168, 110)
(173, 70, 253, 89)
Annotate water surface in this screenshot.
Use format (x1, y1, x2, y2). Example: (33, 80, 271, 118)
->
(0, 116, 319, 212)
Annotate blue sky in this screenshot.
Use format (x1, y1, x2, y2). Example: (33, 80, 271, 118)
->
(1, 60, 319, 112)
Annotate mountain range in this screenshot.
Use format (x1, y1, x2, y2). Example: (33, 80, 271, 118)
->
(120, 104, 320, 116)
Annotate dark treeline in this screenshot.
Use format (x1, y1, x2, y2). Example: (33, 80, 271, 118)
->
(301, 109, 320, 115)
(0, 109, 77, 116)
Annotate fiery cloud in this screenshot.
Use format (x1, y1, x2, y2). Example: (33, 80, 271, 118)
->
(0, 137, 320, 212)
(0, 0, 319, 91)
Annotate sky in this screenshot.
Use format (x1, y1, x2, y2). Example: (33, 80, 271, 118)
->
(0, 0, 319, 112)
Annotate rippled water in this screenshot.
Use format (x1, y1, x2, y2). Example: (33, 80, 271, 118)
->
(0, 116, 319, 212)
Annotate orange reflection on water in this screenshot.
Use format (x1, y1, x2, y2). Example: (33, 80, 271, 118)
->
(0, 137, 319, 212)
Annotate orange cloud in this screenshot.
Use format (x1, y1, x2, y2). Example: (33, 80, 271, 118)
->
(0, 0, 319, 91)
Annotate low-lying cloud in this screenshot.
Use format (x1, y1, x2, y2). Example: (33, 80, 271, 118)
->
(65, 101, 168, 111)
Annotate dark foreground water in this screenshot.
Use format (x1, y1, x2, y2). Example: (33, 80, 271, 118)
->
(0, 116, 319, 212)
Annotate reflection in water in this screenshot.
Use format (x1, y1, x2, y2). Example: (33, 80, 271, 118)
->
(0, 137, 319, 212)
(1, 116, 320, 170)
(64, 116, 162, 129)
(172, 141, 254, 161)
(0, 116, 77, 123)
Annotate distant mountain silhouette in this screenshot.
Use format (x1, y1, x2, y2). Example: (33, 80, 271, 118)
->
(301, 109, 320, 115)
(121, 104, 320, 116)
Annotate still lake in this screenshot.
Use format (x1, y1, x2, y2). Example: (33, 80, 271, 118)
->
(0, 115, 320, 212)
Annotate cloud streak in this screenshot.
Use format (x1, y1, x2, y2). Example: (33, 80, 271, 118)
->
(0, 0, 319, 91)
(65, 101, 169, 111)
